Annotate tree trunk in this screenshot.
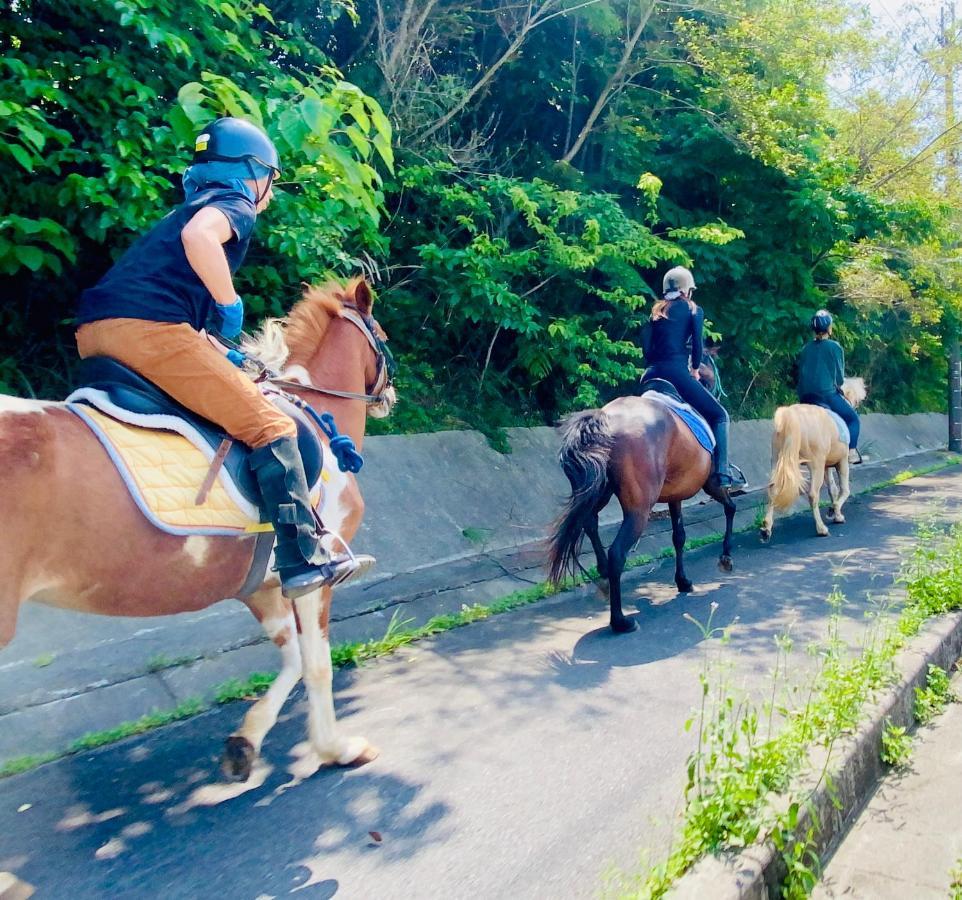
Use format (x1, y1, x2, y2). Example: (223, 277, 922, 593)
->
(561, 0, 655, 165)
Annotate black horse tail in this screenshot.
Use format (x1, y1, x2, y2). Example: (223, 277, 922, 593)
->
(547, 409, 613, 585)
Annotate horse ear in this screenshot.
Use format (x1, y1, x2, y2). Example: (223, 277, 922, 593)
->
(351, 278, 373, 314)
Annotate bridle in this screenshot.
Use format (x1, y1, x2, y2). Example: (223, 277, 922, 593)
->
(266, 303, 397, 407)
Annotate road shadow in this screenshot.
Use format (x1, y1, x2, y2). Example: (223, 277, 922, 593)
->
(0, 691, 451, 898)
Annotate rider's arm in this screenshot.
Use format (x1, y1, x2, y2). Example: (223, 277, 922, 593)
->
(689, 305, 705, 371)
(180, 207, 239, 307)
(834, 342, 845, 390)
(640, 321, 653, 361)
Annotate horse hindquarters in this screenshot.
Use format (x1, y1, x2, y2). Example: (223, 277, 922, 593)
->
(761, 406, 805, 542)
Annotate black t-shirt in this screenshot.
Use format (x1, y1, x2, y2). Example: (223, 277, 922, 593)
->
(77, 188, 257, 331)
(641, 300, 705, 369)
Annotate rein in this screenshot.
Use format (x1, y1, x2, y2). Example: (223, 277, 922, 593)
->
(246, 304, 395, 406)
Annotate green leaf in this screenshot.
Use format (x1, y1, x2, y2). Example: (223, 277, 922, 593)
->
(7, 143, 33, 172)
(14, 245, 44, 271)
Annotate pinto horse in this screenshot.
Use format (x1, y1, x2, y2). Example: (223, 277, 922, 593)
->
(546, 395, 736, 633)
(0, 278, 395, 781)
(760, 377, 866, 542)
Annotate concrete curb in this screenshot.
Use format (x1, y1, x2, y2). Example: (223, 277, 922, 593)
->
(670, 610, 962, 899)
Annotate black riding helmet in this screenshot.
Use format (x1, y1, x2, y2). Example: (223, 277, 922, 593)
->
(811, 310, 833, 334)
(193, 118, 281, 200)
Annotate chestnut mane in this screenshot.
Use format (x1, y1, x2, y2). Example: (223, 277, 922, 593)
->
(242, 282, 350, 372)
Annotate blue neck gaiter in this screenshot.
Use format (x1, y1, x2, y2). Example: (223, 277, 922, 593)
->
(182, 160, 272, 203)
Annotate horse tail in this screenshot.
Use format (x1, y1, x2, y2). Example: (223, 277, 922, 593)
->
(769, 406, 805, 511)
(547, 410, 613, 585)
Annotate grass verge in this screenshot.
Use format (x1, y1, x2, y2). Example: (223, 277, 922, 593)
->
(1, 455, 959, 782)
(605, 513, 962, 898)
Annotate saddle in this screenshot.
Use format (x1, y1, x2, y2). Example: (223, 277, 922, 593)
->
(638, 376, 716, 453)
(65, 357, 324, 533)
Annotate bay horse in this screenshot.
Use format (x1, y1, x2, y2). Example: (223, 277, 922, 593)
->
(0, 278, 395, 782)
(546, 395, 737, 633)
(759, 377, 866, 542)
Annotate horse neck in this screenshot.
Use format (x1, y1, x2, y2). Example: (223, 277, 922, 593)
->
(298, 320, 370, 450)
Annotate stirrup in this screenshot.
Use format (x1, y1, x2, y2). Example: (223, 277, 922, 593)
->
(279, 553, 377, 599)
(714, 464, 748, 494)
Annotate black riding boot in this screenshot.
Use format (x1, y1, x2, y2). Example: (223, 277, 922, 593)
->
(249, 436, 375, 599)
(711, 419, 747, 492)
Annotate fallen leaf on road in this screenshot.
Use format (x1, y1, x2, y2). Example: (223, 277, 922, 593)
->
(368, 831, 382, 843)
(16, 805, 30, 813)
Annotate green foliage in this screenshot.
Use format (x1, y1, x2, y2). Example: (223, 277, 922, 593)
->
(879, 719, 911, 768)
(0, 0, 389, 390)
(67, 698, 205, 753)
(913, 664, 956, 725)
(213, 672, 278, 703)
(608, 504, 962, 898)
(3, 0, 955, 427)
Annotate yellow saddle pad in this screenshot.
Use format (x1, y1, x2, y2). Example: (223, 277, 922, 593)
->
(76, 406, 324, 536)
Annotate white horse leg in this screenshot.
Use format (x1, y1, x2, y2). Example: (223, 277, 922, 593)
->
(760, 493, 776, 542)
(222, 589, 302, 782)
(294, 587, 376, 767)
(809, 459, 829, 536)
(833, 457, 851, 523)
(824, 467, 839, 522)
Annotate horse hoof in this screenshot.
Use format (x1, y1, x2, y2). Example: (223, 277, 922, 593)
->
(676, 578, 694, 593)
(222, 735, 256, 783)
(718, 555, 734, 573)
(610, 617, 638, 634)
(330, 736, 379, 768)
(817, 529, 830, 537)
(759, 528, 771, 543)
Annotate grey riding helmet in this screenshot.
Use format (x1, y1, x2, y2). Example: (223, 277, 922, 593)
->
(663, 266, 696, 298)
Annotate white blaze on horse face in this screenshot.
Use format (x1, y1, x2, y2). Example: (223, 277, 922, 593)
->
(182, 535, 211, 568)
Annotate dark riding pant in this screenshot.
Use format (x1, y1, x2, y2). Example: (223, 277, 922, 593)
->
(799, 391, 860, 449)
(644, 362, 733, 477)
(645, 362, 727, 428)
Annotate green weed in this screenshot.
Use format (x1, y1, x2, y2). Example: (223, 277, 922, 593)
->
(67, 699, 205, 753)
(913, 664, 956, 725)
(879, 719, 912, 768)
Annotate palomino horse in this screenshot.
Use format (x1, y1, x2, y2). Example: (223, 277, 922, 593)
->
(759, 377, 866, 542)
(546, 396, 736, 633)
(0, 278, 396, 781)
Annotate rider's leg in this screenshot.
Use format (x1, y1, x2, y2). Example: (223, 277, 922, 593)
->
(76, 318, 374, 595)
(822, 392, 861, 462)
(668, 366, 745, 488)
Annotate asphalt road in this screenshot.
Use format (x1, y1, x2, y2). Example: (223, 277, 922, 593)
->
(0, 468, 959, 900)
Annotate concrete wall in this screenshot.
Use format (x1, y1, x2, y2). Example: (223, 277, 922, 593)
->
(353, 412, 949, 579)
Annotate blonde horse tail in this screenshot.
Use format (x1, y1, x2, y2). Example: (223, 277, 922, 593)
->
(770, 406, 805, 511)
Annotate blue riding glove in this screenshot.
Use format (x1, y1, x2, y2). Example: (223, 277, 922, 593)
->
(216, 297, 244, 340)
(226, 349, 246, 368)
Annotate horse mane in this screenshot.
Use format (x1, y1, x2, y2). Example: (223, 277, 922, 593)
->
(242, 283, 346, 372)
(842, 376, 867, 408)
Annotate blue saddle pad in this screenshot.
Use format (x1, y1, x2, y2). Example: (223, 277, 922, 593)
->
(642, 391, 716, 453)
(825, 410, 850, 447)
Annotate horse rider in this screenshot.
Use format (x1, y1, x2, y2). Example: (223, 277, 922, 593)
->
(797, 309, 862, 464)
(74, 117, 374, 598)
(640, 266, 747, 490)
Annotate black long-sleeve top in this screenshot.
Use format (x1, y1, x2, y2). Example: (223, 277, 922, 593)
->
(641, 300, 705, 369)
